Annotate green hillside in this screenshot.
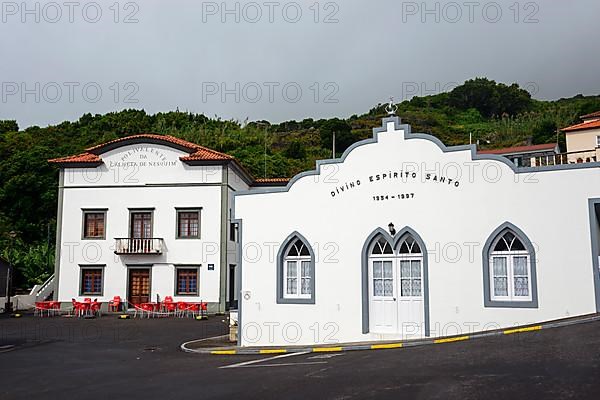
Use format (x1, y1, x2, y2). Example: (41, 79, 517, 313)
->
(1, 77, 600, 287)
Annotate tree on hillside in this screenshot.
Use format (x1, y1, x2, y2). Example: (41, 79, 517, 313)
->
(447, 78, 533, 117)
(319, 118, 354, 154)
(0, 120, 18, 135)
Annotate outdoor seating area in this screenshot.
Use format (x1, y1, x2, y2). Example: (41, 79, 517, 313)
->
(33, 301, 61, 317)
(131, 296, 208, 319)
(33, 295, 208, 319)
(71, 298, 102, 318)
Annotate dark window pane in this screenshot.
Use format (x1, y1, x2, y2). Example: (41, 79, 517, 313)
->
(299, 243, 310, 256)
(412, 241, 421, 254)
(504, 232, 515, 245)
(288, 242, 299, 256)
(372, 240, 383, 254)
(511, 237, 526, 251)
(399, 241, 410, 254)
(494, 237, 509, 251)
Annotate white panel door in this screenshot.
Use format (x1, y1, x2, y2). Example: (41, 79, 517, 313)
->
(369, 260, 398, 333)
(398, 259, 424, 338)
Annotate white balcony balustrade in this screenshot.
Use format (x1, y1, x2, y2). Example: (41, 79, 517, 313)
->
(115, 238, 164, 255)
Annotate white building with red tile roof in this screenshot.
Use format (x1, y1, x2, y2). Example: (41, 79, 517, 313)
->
(477, 143, 559, 167)
(49, 135, 288, 313)
(562, 111, 600, 163)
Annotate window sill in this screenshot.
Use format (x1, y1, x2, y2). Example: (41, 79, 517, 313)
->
(485, 299, 538, 308)
(277, 297, 315, 305)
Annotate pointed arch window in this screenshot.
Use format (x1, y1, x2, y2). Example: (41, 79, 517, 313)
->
(372, 237, 393, 255)
(369, 236, 394, 297)
(397, 234, 423, 297)
(484, 223, 538, 307)
(277, 233, 315, 304)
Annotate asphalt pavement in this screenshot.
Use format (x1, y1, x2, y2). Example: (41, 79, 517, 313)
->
(1, 314, 600, 399)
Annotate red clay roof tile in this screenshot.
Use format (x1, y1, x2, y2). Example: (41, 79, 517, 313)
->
(562, 120, 600, 132)
(48, 152, 102, 164)
(477, 143, 558, 155)
(49, 133, 286, 186)
(581, 110, 600, 120)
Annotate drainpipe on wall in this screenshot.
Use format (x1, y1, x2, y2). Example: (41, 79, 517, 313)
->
(53, 169, 65, 302)
(218, 164, 229, 314)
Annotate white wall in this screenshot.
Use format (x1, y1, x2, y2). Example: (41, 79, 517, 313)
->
(226, 167, 250, 305)
(235, 120, 600, 346)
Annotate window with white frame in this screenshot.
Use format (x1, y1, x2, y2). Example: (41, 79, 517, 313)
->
(489, 230, 532, 302)
(283, 239, 312, 299)
(596, 135, 600, 148)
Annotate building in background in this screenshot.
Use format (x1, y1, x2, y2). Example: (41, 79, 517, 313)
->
(49, 135, 287, 313)
(562, 111, 600, 163)
(477, 143, 559, 167)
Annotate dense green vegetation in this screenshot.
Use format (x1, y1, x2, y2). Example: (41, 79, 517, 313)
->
(1, 78, 599, 288)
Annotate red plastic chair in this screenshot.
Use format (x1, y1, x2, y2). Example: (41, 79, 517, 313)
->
(141, 303, 155, 318)
(48, 301, 61, 316)
(163, 302, 176, 316)
(188, 303, 201, 318)
(90, 301, 102, 317)
(71, 299, 86, 318)
(108, 296, 121, 312)
(35, 302, 50, 317)
(176, 302, 188, 318)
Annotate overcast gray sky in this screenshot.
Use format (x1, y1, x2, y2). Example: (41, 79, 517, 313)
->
(1, 0, 599, 128)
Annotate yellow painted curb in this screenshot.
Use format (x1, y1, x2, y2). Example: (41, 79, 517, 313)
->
(503, 325, 542, 335)
(371, 343, 403, 350)
(434, 336, 470, 344)
(259, 349, 287, 354)
(312, 347, 343, 352)
(211, 350, 237, 355)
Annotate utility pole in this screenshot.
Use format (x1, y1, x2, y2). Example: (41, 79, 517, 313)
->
(332, 131, 336, 158)
(255, 122, 269, 179)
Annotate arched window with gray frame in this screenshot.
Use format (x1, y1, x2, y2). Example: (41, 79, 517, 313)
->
(277, 232, 315, 304)
(483, 222, 538, 308)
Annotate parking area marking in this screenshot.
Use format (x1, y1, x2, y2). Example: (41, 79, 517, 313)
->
(231, 361, 328, 368)
(504, 325, 542, 335)
(308, 353, 345, 360)
(0, 345, 16, 354)
(434, 336, 470, 344)
(220, 351, 310, 369)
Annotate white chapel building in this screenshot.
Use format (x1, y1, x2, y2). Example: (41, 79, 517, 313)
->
(233, 116, 600, 346)
(49, 135, 287, 312)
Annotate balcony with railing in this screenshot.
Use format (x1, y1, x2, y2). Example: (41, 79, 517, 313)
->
(115, 238, 164, 255)
(530, 148, 600, 167)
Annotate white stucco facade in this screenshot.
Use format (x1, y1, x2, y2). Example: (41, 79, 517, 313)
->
(52, 136, 282, 312)
(234, 117, 600, 346)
